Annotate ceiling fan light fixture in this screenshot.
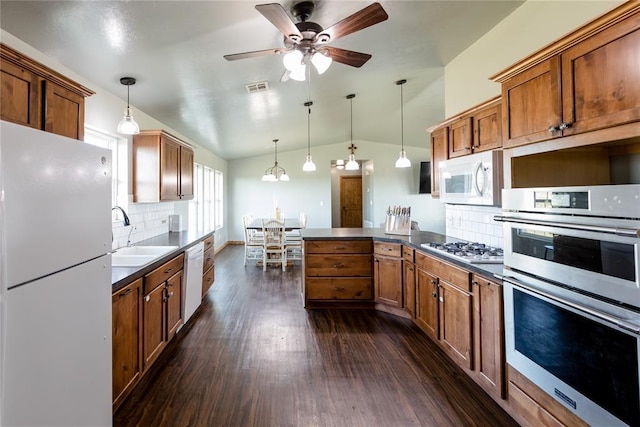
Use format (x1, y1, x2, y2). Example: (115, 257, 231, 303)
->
(311, 50, 332, 74)
(283, 50, 304, 71)
(289, 63, 306, 81)
(395, 79, 411, 168)
(117, 77, 140, 135)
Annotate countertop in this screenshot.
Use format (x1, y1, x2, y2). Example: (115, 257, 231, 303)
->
(300, 228, 504, 280)
(111, 228, 215, 292)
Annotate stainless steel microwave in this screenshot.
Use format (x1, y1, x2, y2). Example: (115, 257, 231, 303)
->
(438, 150, 503, 206)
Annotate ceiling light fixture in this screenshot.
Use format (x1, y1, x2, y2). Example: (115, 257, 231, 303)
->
(395, 79, 411, 168)
(282, 49, 332, 82)
(345, 94, 359, 171)
(116, 77, 140, 135)
(335, 159, 345, 170)
(262, 139, 290, 182)
(302, 101, 316, 172)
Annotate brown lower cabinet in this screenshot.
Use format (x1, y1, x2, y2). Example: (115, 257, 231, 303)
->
(202, 234, 215, 297)
(373, 242, 403, 308)
(402, 246, 416, 318)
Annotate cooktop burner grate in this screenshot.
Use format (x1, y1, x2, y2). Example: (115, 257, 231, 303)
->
(420, 241, 503, 264)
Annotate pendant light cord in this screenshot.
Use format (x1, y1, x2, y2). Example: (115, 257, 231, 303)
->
(307, 66, 312, 156)
(400, 83, 404, 151)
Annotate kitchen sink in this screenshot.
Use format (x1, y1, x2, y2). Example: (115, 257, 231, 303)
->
(111, 246, 179, 267)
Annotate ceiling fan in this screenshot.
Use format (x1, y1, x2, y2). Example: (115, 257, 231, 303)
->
(223, 1, 388, 81)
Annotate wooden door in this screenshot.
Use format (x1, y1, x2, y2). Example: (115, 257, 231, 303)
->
(143, 284, 166, 368)
(403, 260, 416, 318)
(473, 103, 502, 152)
(160, 136, 180, 201)
(561, 16, 640, 137)
(472, 276, 505, 399)
(112, 278, 142, 410)
(415, 268, 439, 340)
(340, 176, 362, 228)
(0, 58, 42, 130)
(374, 255, 403, 307)
(502, 57, 562, 148)
(439, 280, 473, 370)
(430, 127, 448, 197)
(179, 146, 194, 200)
(43, 80, 85, 140)
(448, 116, 473, 158)
(166, 270, 183, 339)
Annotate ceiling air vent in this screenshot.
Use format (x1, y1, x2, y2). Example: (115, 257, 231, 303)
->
(245, 81, 270, 93)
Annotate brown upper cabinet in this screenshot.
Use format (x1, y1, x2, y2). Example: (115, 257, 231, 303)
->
(429, 127, 448, 198)
(493, 3, 640, 149)
(133, 130, 195, 202)
(0, 43, 94, 140)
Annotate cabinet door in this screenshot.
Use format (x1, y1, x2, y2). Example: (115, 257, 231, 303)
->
(374, 255, 403, 307)
(448, 116, 473, 158)
(473, 103, 502, 152)
(415, 268, 439, 340)
(502, 57, 562, 148)
(430, 127, 448, 198)
(166, 270, 183, 339)
(179, 146, 194, 200)
(160, 136, 181, 201)
(439, 280, 473, 370)
(403, 261, 416, 318)
(143, 284, 166, 369)
(112, 278, 143, 410)
(0, 58, 42, 130)
(43, 80, 85, 140)
(472, 276, 505, 399)
(561, 15, 640, 137)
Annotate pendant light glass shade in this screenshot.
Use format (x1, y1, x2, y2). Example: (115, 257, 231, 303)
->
(303, 155, 316, 171)
(117, 77, 140, 135)
(262, 139, 290, 181)
(395, 79, 411, 168)
(345, 153, 359, 170)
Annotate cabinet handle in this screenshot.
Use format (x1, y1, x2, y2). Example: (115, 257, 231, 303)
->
(119, 288, 133, 297)
(164, 268, 173, 274)
(547, 125, 560, 133)
(472, 281, 478, 287)
(335, 287, 346, 292)
(168, 291, 174, 298)
(439, 296, 444, 303)
(334, 246, 345, 250)
(432, 292, 437, 298)
(430, 279, 437, 285)
(559, 122, 572, 130)
(334, 263, 345, 268)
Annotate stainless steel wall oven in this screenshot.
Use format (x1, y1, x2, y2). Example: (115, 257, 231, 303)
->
(496, 185, 640, 427)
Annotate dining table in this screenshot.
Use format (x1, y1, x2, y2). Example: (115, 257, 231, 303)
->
(246, 218, 302, 231)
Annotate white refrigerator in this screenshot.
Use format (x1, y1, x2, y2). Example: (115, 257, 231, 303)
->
(0, 121, 113, 426)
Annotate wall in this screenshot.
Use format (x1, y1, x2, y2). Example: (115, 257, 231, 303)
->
(227, 140, 446, 242)
(1, 30, 229, 250)
(445, 205, 503, 248)
(444, 0, 624, 116)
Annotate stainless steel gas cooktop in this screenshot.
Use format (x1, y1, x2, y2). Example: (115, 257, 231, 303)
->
(420, 241, 504, 264)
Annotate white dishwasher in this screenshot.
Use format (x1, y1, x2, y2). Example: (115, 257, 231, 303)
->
(183, 242, 204, 325)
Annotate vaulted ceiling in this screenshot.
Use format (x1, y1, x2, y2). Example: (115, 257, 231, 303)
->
(0, 1, 524, 160)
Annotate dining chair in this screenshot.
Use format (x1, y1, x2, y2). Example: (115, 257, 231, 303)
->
(285, 212, 306, 261)
(262, 219, 286, 271)
(242, 214, 264, 266)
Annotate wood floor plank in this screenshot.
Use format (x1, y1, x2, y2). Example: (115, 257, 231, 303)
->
(114, 245, 519, 427)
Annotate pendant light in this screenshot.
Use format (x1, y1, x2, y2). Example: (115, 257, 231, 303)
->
(345, 94, 359, 171)
(302, 101, 316, 171)
(395, 79, 411, 168)
(262, 139, 290, 182)
(116, 77, 140, 135)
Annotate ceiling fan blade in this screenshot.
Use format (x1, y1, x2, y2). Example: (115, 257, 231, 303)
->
(317, 3, 388, 43)
(325, 47, 372, 68)
(255, 3, 302, 41)
(223, 47, 286, 61)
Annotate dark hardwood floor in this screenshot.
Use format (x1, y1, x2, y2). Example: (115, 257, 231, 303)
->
(114, 245, 519, 427)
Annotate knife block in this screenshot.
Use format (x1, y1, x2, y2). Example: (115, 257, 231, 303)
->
(384, 212, 411, 235)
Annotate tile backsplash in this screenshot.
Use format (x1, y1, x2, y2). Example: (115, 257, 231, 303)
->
(445, 205, 503, 248)
(112, 202, 176, 250)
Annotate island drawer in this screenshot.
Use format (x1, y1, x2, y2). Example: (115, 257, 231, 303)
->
(203, 235, 214, 251)
(374, 242, 402, 257)
(402, 246, 415, 262)
(306, 278, 373, 300)
(305, 254, 372, 277)
(144, 253, 185, 295)
(305, 240, 372, 254)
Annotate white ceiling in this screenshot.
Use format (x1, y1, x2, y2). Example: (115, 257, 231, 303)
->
(0, 1, 524, 160)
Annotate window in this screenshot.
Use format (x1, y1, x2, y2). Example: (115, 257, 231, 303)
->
(191, 163, 223, 231)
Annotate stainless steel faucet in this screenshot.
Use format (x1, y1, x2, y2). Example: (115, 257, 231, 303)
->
(112, 206, 130, 226)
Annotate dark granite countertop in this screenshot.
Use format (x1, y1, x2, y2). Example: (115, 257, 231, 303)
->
(301, 228, 503, 280)
(111, 228, 215, 292)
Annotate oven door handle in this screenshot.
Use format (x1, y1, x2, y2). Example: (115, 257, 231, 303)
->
(503, 275, 640, 335)
(493, 215, 640, 238)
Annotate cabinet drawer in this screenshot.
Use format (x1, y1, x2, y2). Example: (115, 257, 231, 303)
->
(306, 278, 373, 300)
(402, 246, 414, 262)
(203, 235, 214, 251)
(203, 247, 214, 273)
(202, 266, 214, 297)
(415, 251, 471, 291)
(374, 242, 401, 257)
(305, 254, 372, 277)
(305, 240, 372, 254)
(144, 254, 184, 294)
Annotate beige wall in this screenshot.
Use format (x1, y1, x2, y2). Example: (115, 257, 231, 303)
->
(444, 0, 625, 117)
